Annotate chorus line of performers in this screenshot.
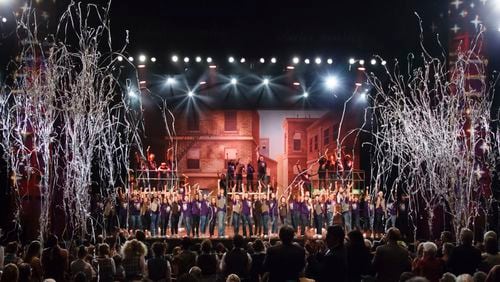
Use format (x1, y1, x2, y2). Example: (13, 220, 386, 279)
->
(101, 181, 409, 239)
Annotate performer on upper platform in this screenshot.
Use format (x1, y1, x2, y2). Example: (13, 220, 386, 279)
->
(246, 161, 255, 192)
(256, 146, 267, 185)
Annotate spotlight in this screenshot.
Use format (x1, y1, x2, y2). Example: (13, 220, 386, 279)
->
(228, 56, 235, 63)
(150, 57, 157, 63)
(303, 92, 309, 98)
(188, 91, 194, 97)
(260, 58, 265, 63)
(117, 56, 123, 62)
(183, 57, 190, 63)
(271, 57, 277, 63)
(209, 65, 217, 69)
(359, 59, 365, 65)
(171, 55, 179, 62)
(304, 58, 310, 64)
(370, 58, 377, 65)
(1, 17, 7, 23)
(349, 58, 355, 64)
(166, 77, 175, 85)
(206, 57, 213, 63)
(286, 66, 295, 70)
(381, 60, 387, 66)
(128, 90, 136, 97)
(195, 56, 202, 62)
(292, 57, 300, 64)
(325, 76, 339, 89)
(128, 56, 134, 62)
(199, 81, 207, 85)
(360, 93, 367, 100)
(315, 57, 322, 64)
(293, 82, 300, 86)
(327, 58, 333, 64)
(263, 78, 270, 85)
(139, 55, 146, 62)
(230, 78, 237, 85)
(240, 58, 246, 63)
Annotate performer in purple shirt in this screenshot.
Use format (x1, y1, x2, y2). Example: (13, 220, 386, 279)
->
(181, 195, 192, 236)
(300, 196, 310, 237)
(232, 194, 242, 235)
(199, 194, 210, 236)
(241, 193, 253, 237)
(261, 195, 270, 237)
(129, 196, 142, 231)
(216, 188, 227, 237)
(208, 197, 218, 237)
(291, 195, 300, 233)
(191, 194, 201, 237)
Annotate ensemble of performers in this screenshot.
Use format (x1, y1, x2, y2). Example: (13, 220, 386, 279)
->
(101, 181, 410, 240)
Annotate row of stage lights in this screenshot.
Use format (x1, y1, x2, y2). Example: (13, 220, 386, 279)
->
(118, 54, 387, 67)
(130, 75, 352, 100)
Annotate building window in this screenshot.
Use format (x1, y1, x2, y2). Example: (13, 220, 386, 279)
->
(293, 132, 302, 151)
(188, 112, 200, 131)
(309, 138, 313, 153)
(224, 111, 237, 131)
(314, 135, 318, 151)
(187, 148, 200, 169)
(324, 128, 330, 145)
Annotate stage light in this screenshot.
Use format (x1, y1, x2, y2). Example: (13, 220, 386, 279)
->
(358, 67, 366, 71)
(359, 59, 365, 65)
(206, 57, 213, 63)
(171, 55, 178, 62)
(117, 56, 123, 62)
(325, 76, 339, 89)
(293, 57, 300, 64)
(360, 93, 367, 100)
(349, 58, 355, 64)
(139, 55, 146, 62)
(286, 66, 295, 70)
(240, 58, 246, 63)
(370, 58, 377, 65)
(188, 91, 194, 97)
(128, 56, 134, 62)
(151, 57, 157, 63)
(303, 92, 309, 98)
(1, 17, 7, 23)
(128, 90, 136, 97)
(304, 58, 310, 64)
(327, 58, 333, 64)
(293, 82, 300, 86)
(228, 56, 235, 63)
(209, 65, 217, 69)
(230, 78, 237, 85)
(263, 78, 270, 85)
(166, 77, 175, 85)
(260, 58, 265, 63)
(199, 81, 207, 85)
(271, 57, 277, 63)
(381, 60, 387, 66)
(195, 56, 202, 62)
(183, 57, 190, 63)
(315, 57, 322, 64)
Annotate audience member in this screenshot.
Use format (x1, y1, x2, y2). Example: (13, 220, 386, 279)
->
(456, 273, 474, 282)
(439, 272, 456, 282)
(70, 245, 95, 281)
(94, 243, 116, 282)
(318, 225, 348, 282)
(263, 225, 306, 282)
(4, 242, 22, 265)
(121, 239, 147, 280)
(147, 241, 171, 282)
(226, 273, 242, 282)
(479, 236, 500, 273)
(413, 242, 445, 282)
(220, 234, 252, 280)
(196, 239, 218, 279)
(448, 228, 481, 276)
(23, 240, 42, 282)
(1, 263, 19, 282)
(485, 265, 500, 282)
(18, 263, 32, 282)
(372, 227, 412, 282)
(41, 235, 69, 282)
(173, 237, 197, 276)
(346, 230, 372, 281)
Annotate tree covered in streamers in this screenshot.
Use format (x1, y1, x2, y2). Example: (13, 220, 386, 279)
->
(367, 28, 497, 239)
(0, 2, 144, 240)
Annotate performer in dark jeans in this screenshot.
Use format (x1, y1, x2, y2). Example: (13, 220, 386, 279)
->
(192, 194, 201, 237)
(235, 159, 245, 192)
(208, 197, 217, 237)
(256, 146, 267, 185)
(253, 195, 263, 236)
(159, 197, 170, 237)
(170, 196, 180, 237)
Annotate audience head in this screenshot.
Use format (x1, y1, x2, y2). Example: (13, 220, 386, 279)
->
(400, 272, 415, 282)
(121, 239, 148, 258)
(483, 237, 498, 255)
(233, 234, 244, 249)
(326, 225, 345, 249)
(77, 245, 88, 259)
(253, 239, 265, 253)
(135, 230, 146, 242)
(442, 243, 455, 257)
(407, 277, 430, 282)
(347, 230, 365, 249)
(439, 272, 457, 282)
(181, 236, 192, 250)
(98, 243, 110, 257)
(486, 265, 500, 282)
(473, 271, 487, 282)
(364, 239, 373, 250)
(6, 241, 19, 254)
(18, 263, 32, 282)
(483, 231, 497, 242)
(226, 274, 241, 282)
(189, 266, 202, 279)
(177, 273, 199, 282)
(422, 242, 438, 258)
(440, 231, 453, 244)
(1, 263, 19, 282)
(25, 240, 42, 261)
(456, 274, 473, 282)
(45, 234, 59, 248)
(74, 272, 88, 282)
(201, 239, 213, 253)
(152, 241, 166, 257)
(385, 227, 401, 243)
(460, 228, 474, 246)
(279, 225, 295, 245)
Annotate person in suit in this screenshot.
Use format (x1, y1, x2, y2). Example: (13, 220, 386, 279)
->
(448, 228, 482, 276)
(318, 225, 348, 282)
(372, 227, 412, 282)
(263, 225, 306, 282)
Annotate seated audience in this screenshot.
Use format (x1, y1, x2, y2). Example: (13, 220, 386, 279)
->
(372, 227, 412, 282)
(413, 242, 445, 282)
(448, 228, 481, 276)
